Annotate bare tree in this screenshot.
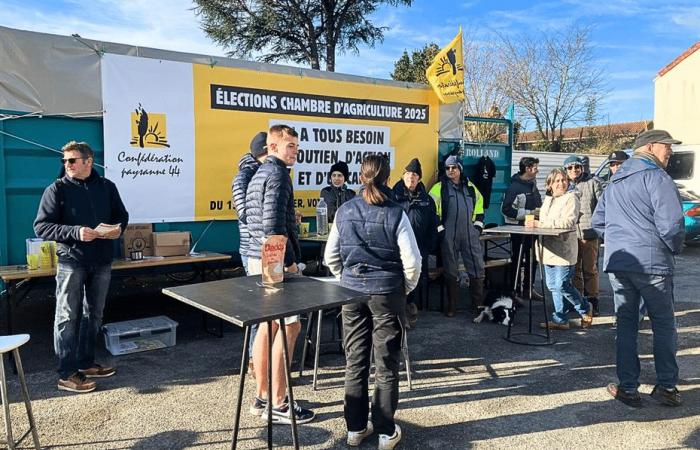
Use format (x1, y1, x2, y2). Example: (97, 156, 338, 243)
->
(462, 36, 511, 143)
(497, 26, 605, 151)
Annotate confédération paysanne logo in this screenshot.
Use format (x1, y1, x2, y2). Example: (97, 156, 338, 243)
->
(130, 103, 170, 148)
(434, 48, 464, 78)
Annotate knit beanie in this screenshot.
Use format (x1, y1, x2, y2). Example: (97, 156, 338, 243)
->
(444, 155, 463, 173)
(249, 132, 268, 158)
(404, 158, 422, 178)
(562, 155, 582, 167)
(329, 161, 350, 180)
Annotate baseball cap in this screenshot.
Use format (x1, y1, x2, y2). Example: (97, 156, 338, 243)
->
(563, 155, 582, 167)
(608, 150, 629, 162)
(249, 132, 268, 158)
(632, 130, 681, 149)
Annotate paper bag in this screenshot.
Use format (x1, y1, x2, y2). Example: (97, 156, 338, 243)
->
(261, 235, 287, 284)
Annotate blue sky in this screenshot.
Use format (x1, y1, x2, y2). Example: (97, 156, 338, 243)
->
(2, 0, 700, 127)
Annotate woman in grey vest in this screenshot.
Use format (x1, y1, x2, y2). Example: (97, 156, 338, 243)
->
(325, 155, 421, 450)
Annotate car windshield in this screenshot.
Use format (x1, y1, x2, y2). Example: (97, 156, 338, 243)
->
(667, 152, 694, 180)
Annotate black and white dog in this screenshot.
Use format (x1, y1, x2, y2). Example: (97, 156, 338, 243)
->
(473, 290, 515, 326)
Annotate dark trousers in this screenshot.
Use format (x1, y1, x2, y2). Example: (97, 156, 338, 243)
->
(342, 291, 404, 435)
(510, 234, 538, 293)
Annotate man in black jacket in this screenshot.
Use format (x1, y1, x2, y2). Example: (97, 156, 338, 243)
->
(502, 157, 542, 298)
(245, 124, 314, 424)
(392, 158, 438, 328)
(34, 141, 129, 394)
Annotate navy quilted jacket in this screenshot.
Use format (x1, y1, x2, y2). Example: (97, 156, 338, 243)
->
(245, 155, 300, 265)
(232, 153, 262, 257)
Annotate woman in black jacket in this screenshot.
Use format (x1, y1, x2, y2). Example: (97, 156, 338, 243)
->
(320, 161, 355, 222)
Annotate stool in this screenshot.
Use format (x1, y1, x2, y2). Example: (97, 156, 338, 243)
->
(299, 308, 344, 390)
(0, 334, 41, 450)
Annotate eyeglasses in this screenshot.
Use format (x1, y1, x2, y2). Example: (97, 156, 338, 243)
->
(61, 157, 88, 165)
(565, 165, 582, 171)
(446, 165, 459, 171)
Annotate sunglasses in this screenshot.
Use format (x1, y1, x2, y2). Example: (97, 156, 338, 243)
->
(61, 157, 88, 165)
(446, 165, 459, 171)
(565, 165, 582, 170)
(609, 161, 622, 166)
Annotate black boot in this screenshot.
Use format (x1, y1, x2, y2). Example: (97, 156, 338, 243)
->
(445, 275, 458, 317)
(590, 297, 600, 317)
(469, 277, 485, 317)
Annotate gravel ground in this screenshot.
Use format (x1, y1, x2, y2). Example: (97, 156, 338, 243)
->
(2, 246, 699, 449)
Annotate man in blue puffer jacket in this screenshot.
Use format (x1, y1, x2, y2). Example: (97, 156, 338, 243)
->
(245, 124, 314, 424)
(592, 129, 685, 408)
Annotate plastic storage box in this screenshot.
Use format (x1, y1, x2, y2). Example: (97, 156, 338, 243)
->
(102, 316, 179, 356)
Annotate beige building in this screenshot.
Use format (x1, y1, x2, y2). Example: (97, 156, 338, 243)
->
(654, 42, 700, 144)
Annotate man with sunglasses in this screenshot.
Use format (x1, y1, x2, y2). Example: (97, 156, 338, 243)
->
(428, 155, 485, 318)
(563, 155, 603, 316)
(34, 141, 129, 394)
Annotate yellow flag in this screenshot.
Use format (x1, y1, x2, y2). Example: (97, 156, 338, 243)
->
(425, 29, 465, 104)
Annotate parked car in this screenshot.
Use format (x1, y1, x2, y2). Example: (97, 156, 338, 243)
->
(594, 148, 700, 244)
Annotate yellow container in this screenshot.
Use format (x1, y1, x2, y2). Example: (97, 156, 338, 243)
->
(26, 254, 40, 270)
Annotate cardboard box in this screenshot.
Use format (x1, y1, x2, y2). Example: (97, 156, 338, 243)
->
(121, 223, 154, 257)
(152, 231, 190, 257)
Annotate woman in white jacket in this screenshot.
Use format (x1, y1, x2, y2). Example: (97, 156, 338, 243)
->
(526, 168, 593, 330)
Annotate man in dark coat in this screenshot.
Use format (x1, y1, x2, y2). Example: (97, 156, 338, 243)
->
(502, 156, 542, 298)
(232, 131, 268, 273)
(34, 141, 129, 394)
(392, 158, 438, 328)
(320, 160, 356, 222)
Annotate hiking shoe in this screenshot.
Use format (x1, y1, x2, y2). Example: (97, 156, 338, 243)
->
(650, 385, 682, 407)
(249, 396, 267, 416)
(347, 421, 374, 446)
(378, 424, 402, 450)
(79, 364, 116, 378)
(590, 297, 600, 317)
(539, 321, 570, 330)
(262, 399, 315, 424)
(607, 383, 642, 408)
(58, 372, 96, 393)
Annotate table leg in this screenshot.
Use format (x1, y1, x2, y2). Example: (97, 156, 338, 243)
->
(506, 241, 525, 341)
(278, 317, 299, 449)
(299, 312, 314, 377)
(230, 326, 251, 449)
(267, 320, 273, 450)
(528, 236, 534, 334)
(313, 310, 323, 391)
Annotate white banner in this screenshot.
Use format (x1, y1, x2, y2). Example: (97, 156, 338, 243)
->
(102, 54, 195, 222)
(270, 119, 395, 192)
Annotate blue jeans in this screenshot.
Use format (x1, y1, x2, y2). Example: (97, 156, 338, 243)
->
(54, 260, 112, 379)
(609, 272, 678, 392)
(544, 265, 589, 324)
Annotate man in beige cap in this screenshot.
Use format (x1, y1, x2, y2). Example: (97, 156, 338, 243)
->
(593, 129, 685, 408)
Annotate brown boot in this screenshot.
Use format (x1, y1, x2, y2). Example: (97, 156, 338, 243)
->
(445, 275, 458, 317)
(469, 277, 485, 317)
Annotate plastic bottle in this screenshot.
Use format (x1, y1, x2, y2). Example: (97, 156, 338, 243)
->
(316, 198, 328, 236)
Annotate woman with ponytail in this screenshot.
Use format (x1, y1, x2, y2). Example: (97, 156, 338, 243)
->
(325, 155, 421, 449)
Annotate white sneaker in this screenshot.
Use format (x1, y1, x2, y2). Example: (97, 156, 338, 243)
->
(378, 424, 401, 450)
(347, 421, 374, 446)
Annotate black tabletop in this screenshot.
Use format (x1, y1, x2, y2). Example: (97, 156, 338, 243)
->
(162, 275, 369, 327)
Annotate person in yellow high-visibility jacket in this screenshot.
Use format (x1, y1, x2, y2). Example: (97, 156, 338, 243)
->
(428, 155, 485, 317)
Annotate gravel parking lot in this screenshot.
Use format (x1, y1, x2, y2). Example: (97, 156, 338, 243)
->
(2, 245, 699, 449)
